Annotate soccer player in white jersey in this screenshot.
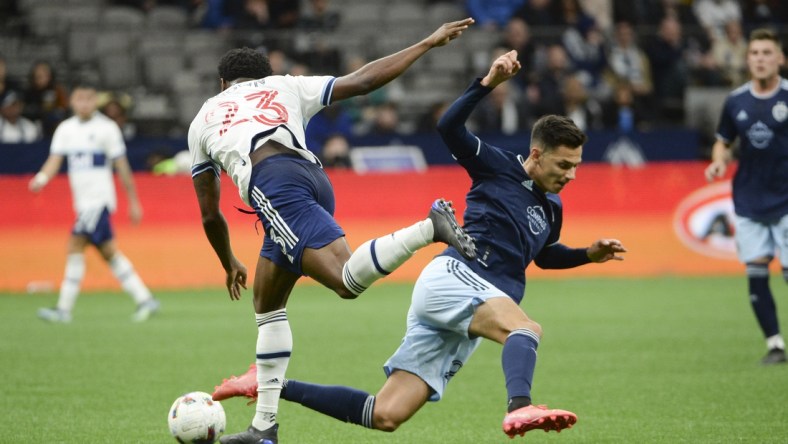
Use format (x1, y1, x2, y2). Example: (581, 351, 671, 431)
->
(705, 28, 788, 365)
(189, 19, 476, 444)
(29, 85, 159, 323)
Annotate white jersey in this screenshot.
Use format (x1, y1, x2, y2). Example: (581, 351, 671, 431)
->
(188, 74, 335, 205)
(50, 112, 126, 213)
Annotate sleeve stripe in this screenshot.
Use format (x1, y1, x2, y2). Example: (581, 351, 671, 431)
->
(191, 161, 219, 178)
(321, 77, 336, 106)
(474, 136, 481, 156)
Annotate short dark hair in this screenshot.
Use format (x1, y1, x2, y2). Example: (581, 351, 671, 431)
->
(749, 28, 782, 48)
(218, 47, 273, 82)
(530, 115, 587, 152)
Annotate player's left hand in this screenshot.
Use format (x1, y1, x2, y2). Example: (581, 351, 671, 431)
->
(587, 239, 627, 263)
(425, 18, 474, 48)
(481, 50, 521, 88)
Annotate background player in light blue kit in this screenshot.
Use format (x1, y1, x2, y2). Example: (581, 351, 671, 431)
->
(214, 50, 627, 439)
(705, 28, 788, 365)
(29, 84, 160, 323)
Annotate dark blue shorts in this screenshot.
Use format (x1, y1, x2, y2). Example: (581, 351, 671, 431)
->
(71, 207, 114, 245)
(247, 154, 345, 276)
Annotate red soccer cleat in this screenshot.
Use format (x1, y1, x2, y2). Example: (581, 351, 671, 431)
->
(502, 404, 577, 438)
(212, 364, 258, 402)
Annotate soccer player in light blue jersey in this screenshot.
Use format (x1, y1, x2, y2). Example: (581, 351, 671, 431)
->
(705, 28, 788, 365)
(214, 50, 627, 439)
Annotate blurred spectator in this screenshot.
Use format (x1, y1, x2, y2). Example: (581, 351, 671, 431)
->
(235, 0, 299, 29)
(561, 16, 607, 97)
(471, 77, 532, 134)
(602, 81, 643, 133)
(645, 16, 689, 123)
(710, 20, 748, 87)
(497, 18, 538, 88)
(22, 61, 68, 137)
(416, 101, 450, 134)
(530, 44, 573, 117)
(514, 0, 560, 28)
(692, 0, 742, 40)
(605, 20, 653, 119)
(578, 0, 612, 33)
(319, 134, 352, 168)
(193, 0, 237, 30)
(0, 90, 42, 143)
(371, 102, 404, 135)
(741, 0, 788, 31)
(0, 55, 21, 104)
(465, 0, 526, 29)
(305, 103, 353, 152)
(101, 98, 137, 140)
(615, 0, 696, 27)
(298, 0, 340, 31)
(562, 74, 603, 132)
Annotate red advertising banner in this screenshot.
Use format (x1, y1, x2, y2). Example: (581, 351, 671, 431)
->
(0, 162, 761, 292)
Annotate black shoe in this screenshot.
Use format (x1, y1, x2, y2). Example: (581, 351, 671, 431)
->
(220, 424, 278, 444)
(761, 348, 786, 365)
(429, 199, 476, 260)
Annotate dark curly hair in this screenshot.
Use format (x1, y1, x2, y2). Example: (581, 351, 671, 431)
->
(217, 47, 273, 83)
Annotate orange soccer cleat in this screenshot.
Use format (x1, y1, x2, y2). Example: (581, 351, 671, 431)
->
(502, 404, 577, 438)
(212, 364, 258, 402)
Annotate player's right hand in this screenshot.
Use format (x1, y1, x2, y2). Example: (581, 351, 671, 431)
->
(481, 50, 521, 88)
(426, 18, 474, 48)
(225, 257, 248, 301)
(704, 160, 727, 182)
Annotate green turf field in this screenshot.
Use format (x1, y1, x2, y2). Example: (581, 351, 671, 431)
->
(2, 276, 787, 443)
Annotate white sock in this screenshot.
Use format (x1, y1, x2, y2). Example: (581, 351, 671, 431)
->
(766, 334, 785, 350)
(342, 219, 433, 295)
(253, 309, 292, 431)
(109, 253, 152, 304)
(57, 253, 85, 312)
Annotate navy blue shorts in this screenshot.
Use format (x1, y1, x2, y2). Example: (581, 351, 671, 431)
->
(247, 154, 345, 275)
(71, 207, 114, 245)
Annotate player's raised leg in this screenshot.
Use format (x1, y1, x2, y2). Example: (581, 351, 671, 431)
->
(314, 198, 476, 298)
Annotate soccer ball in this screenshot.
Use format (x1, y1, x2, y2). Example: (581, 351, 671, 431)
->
(168, 391, 226, 444)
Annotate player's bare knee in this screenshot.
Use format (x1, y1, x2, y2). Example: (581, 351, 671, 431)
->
(373, 411, 404, 432)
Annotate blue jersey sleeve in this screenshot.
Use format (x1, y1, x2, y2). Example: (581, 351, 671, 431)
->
(437, 79, 492, 160)
(438, 79, 515, 178)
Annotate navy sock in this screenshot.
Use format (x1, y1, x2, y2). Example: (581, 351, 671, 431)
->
(502, 329, 539, 411)
(747, 263, 780, 338)
(280, 380, 375, 428)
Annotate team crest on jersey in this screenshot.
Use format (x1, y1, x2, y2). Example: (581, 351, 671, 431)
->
(746, 121, 773, 149)
(772, 101, 788, 122)
(526, 205, 548, 235)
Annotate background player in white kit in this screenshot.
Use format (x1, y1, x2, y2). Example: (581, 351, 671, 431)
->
(189, 19, 476, 444)
(29, 84, 159, 323)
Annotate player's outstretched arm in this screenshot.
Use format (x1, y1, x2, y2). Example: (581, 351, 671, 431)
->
(193, 172, 248, 300)
(704, 139, 731, 182)
(28, 154, 64, 192)
(586, 239, 627, 263)
(114, 155, 143, 224)
(331, 18, 474, 102)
